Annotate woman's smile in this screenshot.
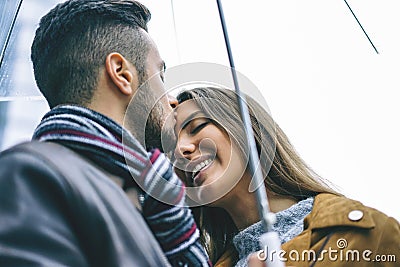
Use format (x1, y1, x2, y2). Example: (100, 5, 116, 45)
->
(174, 99, 246, 204)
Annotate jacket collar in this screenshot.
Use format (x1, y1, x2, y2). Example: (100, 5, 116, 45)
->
(304, 193, 375, 231)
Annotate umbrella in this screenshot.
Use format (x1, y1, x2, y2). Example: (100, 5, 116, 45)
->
(200, 1, 375, 265)
(0, 0, 399, 239)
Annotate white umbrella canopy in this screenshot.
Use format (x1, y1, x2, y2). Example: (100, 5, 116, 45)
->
(0, 0, 62, 150)
(136, 0, 400, 222)
(0, 0, 398, 222)
(0, 1, 22, 72)
(0, 0, 63, 100)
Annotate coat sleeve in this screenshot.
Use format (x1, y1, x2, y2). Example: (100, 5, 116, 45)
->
(0, 149, 89, 267)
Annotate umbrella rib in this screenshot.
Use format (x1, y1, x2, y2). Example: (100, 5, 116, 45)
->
(0, 0, 24, 68)
(343, 0, 379, 54)
(170, 0, 181, 64)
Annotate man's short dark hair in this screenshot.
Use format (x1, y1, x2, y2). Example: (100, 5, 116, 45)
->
(31, 0, 151, 108)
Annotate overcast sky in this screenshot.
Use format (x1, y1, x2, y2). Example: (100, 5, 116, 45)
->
(1, 0, 399, 221)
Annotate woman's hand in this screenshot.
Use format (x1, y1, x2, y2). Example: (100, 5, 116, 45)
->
(247, 253, 265, 267)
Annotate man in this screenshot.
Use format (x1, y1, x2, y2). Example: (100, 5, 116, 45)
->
(0, 0, 210, 266)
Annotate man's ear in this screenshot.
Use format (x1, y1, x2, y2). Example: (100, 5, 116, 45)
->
(105, 52, 137, 96)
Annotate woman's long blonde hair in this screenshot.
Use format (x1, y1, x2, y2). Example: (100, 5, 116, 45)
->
(176, 87, 339, 264)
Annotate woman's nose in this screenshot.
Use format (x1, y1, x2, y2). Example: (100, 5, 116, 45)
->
(175, 140, 196, 158)
(173, 140, 196, 170)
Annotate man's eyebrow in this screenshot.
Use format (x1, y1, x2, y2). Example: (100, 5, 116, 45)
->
(180, 110, 205, 132)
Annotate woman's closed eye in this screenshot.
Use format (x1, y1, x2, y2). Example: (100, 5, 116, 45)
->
(190, 119, 210, 135)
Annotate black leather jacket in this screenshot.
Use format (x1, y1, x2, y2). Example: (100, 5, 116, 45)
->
(0, 142, 170, 267)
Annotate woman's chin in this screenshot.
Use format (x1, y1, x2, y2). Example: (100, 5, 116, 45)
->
(185, 181, 235, 206)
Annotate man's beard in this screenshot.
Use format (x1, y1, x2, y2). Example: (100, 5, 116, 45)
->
(144, 106, 175, 153)
(125, 81, 176, 153)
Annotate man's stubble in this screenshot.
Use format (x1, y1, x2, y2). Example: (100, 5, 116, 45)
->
(125, 80, 176, 153)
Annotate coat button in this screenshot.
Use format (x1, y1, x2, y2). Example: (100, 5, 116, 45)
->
(348, 210, 363, 221)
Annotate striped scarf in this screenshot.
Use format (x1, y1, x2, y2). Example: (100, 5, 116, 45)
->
(33, 105, 211, 267)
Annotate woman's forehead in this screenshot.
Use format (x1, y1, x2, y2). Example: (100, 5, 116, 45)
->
(175, 100, 202, 122)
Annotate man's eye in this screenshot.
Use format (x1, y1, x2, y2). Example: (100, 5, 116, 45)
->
(190, 120, 210, 135)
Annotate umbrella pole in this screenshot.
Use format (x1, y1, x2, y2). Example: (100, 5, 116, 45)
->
(216, 1, 284, 266)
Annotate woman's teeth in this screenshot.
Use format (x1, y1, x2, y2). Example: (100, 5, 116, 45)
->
(192, 159, 212, 178)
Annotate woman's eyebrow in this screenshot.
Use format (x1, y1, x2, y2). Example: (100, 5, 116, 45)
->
(180, 111, 205, 131)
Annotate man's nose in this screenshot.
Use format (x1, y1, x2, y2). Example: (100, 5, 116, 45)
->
(168, 95, 178, 108)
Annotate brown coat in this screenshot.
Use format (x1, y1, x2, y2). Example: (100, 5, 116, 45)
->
(215, 193, 399, 266)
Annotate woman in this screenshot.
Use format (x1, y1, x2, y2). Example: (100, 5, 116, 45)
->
(173, 86, 399, 267)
